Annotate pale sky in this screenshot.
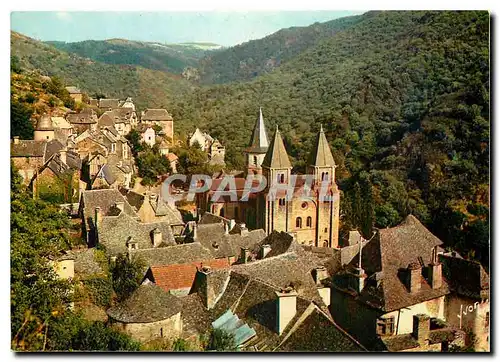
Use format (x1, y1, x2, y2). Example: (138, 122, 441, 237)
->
(11, 11, 364, 46)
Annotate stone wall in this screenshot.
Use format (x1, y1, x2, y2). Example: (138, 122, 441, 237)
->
(110, 312, 182, 343)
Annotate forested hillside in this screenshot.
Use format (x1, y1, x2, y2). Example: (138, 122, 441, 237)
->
(47, 39, 210, 74)
(11, 32, 195, 110)
(198, 13, 364, 84)
(168, 10, 490, 263)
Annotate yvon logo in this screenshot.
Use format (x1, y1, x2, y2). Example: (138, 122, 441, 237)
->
(457, 302, 479, 329)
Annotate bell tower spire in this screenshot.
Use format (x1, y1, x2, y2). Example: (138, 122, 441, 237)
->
(244, 107, 270, 176)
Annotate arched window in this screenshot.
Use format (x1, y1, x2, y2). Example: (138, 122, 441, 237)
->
(321, 172, 325, 181)
(323, 240, 329, 247)
(279, 198, 285, 206)
(280, 174, 285, 183)
(296, 217, 302, 228)
(306, 216, 312, 227)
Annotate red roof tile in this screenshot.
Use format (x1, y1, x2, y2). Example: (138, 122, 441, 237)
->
(151, 258, 230, 292)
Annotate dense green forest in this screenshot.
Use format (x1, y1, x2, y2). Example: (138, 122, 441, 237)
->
(197, 14, 364, 84)
(47, 39, 209, 74)
(11, 10, 490, 265)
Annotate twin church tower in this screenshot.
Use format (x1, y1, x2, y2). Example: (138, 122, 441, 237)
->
(201, 108, 340, 248)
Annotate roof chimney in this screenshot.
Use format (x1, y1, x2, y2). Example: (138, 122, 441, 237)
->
(224, 222, 229, 235)
(260, 244, 271, 259)
(275, 287, 298, 335)
(229, 219, 236, 231)
(152, 228, 162, 247)
(192, 223, 198, 241)
(197, 266, 218, 310)
(407, 262, 422, 293)
(312, 266, 329, 286)
(412, 314, 430, 345)
(240, 247, 250, 264)
(428, 246, 443, 289)
(240, 223, 249, 236)
(13, 136, 19, 144)
(94, 207, 102, 230)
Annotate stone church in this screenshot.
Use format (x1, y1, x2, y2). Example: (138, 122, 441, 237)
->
(197, 109, 340, 248)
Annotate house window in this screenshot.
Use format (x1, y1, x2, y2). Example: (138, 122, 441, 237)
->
(323, 240, 329, 247)
(324, 227, 328, 233)
(111, 143, 116, 153)
(376, 317, 395, 336)
(306, 216, 312, 227)
(301, 202, 308, 209)
(279, 198, 286, 206)
(322, 172, 329, 181)
(296, 217, 302, 228)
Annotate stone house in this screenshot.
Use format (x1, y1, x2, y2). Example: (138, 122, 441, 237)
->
(98, 98, 120, 111)
(65, 86, 83, 103)
(66, 108, 98, 135)
(330, 215, 469, 351)
(11, 137, 63, 185)
(196, 115, 339, 248)
(51, 116, 74, 144)
(440, 253, 490, 351)
(140, 109, 174, 142)
(107, 283, 183, 343)
(189, 128, 226, 165)
(31, 150, 82, 203)
(139, 125, 156, 148)
(98, 108, 137, 136)
(119, 189, 184, 234)
(120, 97, 136, 111)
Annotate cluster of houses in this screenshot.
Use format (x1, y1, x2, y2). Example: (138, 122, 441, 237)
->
(11, 96, 182, 201)
(38, 108, 489, 352)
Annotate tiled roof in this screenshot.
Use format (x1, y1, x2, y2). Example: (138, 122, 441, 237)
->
(98, 212, 176, 256)
(107, 284, 182, 323)
(150, 258, 230, 293)
(51, 116, 72, 129)
(67, 110, 97, 124)
(74, 249, 105, 277)
(278, 308, 365, 352)
(65, 86, 81, 94)
(261, 127, 291, 169)
(98, 99, 120, 109)
(245, 107, 269, 154)
(333, 215, 450, 312)
(307, 125, 336, 167)
(36, 114, 54, 131)
(11, 140, 46, 158)
(141, 108, 173, 121)
(131, 242, 213, 268)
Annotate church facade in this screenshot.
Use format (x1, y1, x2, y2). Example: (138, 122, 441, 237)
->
(196, 109, 340, 248)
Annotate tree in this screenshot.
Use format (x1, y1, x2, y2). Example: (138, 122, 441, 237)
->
(175, 142, 211, 175)
(206, 328, 236, 351)
(11, 55, 22, 74)
(110, 254, 145, 302)
(11, 99, 34, 139)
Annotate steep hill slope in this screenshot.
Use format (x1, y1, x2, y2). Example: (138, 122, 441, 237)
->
(46, 39, 213, 74)
(197, 13, 365, 84)
(11, 31, 194, 110)
(169, 10, 489, 260)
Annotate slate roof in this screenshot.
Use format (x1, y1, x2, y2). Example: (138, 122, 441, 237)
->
(308, 125, 336, 167)
(245, 108, 269, 154)
(333, 215, 450, 312)
(112, 107, 135, 123)
(74, 249, 105, 277)
(81, 189, 138, 231)
(98, 212, 176, 256)
(381, 328, 461, 352)
(93, 164, 116, 185)
(66, 86, 82, 94)
(44, 139, 65, 162)
(107, 284, 182, 323)
(36, 114, 54, 131)
(131, 242, 214, 268)
(250, 231, 303, 259)
(440, 254, 489, 299)
(194, 223, 266, 259)
(98, 99, 120, 109)
(261, 127, 292, 169)
(51, 116, 72, 130)
(278, 308, 365, 352)
(141, 108, 173, 121)
(67, 110, 97, 124)
(11, 140, 47, 158)
(149, 258, 230, 293)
